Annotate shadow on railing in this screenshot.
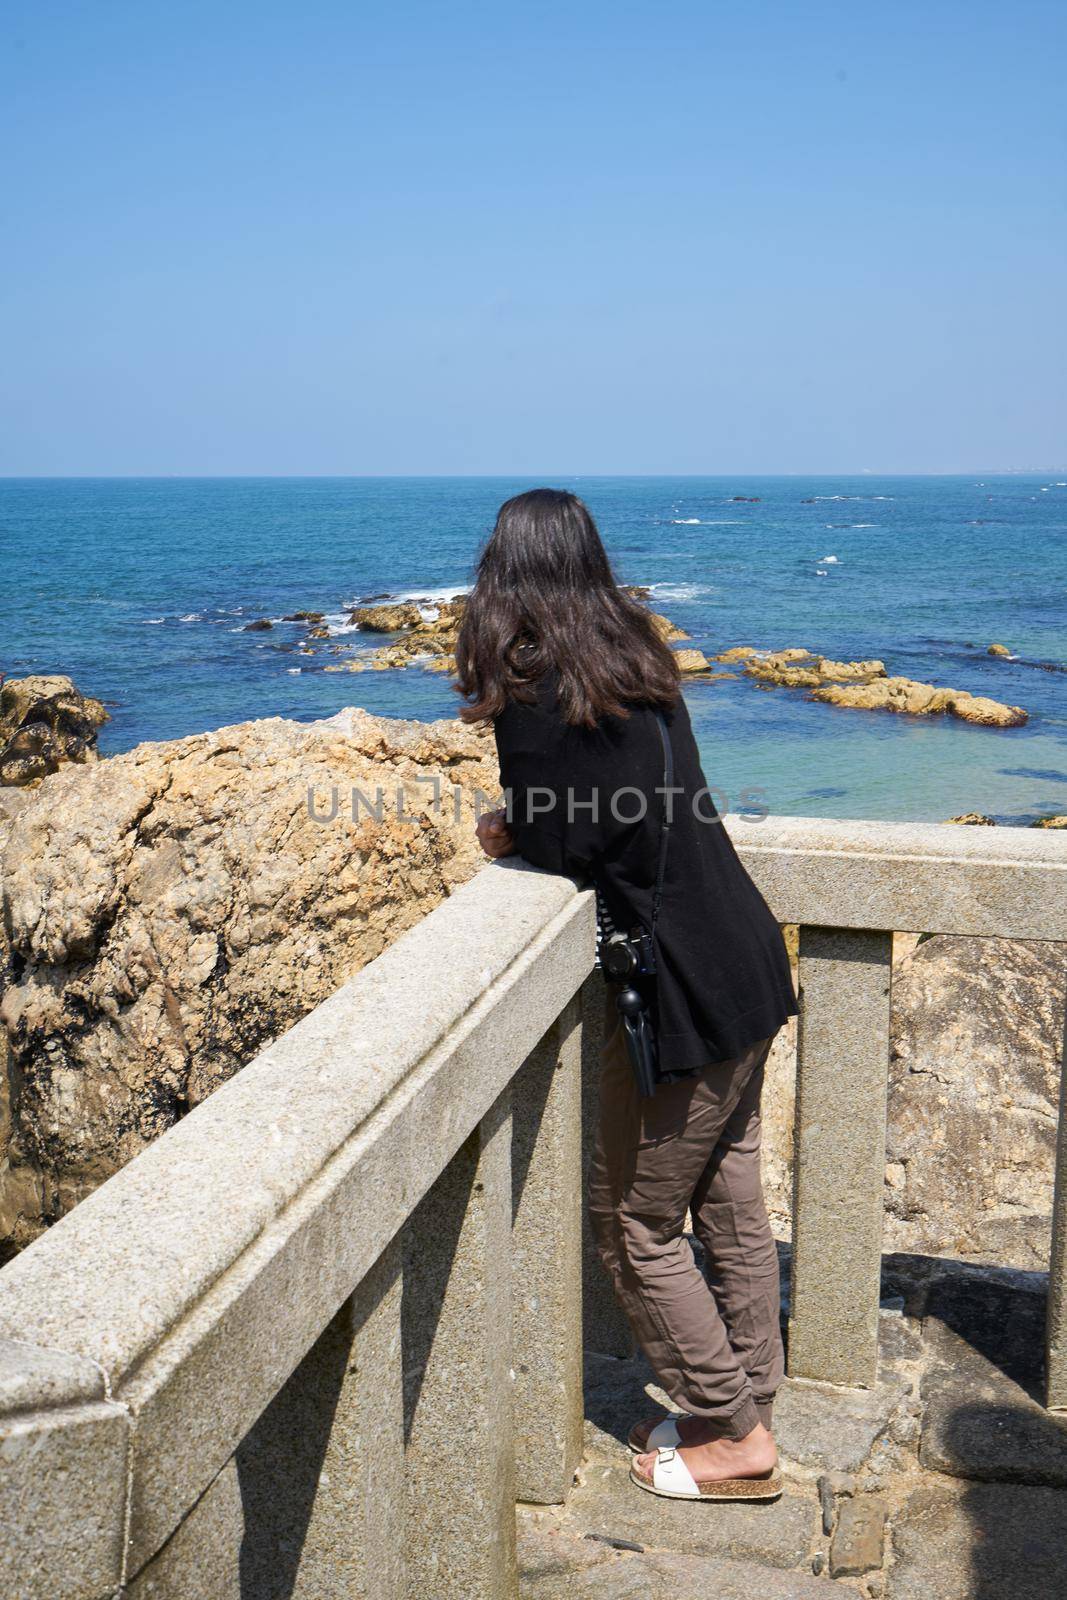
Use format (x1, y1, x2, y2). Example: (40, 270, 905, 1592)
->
(0, 816, 1063, 1599)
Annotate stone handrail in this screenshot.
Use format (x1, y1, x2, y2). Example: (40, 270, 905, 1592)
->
(729, 815, 1067, 1412)
(0, 815, 1064, 1598)
(0, 857, 596, 1598)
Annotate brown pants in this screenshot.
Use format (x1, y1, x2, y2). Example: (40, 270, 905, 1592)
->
(588, 1002, 785, 1440)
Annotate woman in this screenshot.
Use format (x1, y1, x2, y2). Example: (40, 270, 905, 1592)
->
(457, 488, 798, 1503)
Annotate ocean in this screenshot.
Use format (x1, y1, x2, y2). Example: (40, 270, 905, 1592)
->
(1, 475, 1064, 825)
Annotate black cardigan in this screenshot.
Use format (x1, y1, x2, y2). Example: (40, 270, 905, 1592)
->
(493, 673, 798, 1075)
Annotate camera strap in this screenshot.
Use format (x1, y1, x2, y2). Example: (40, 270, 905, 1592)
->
(649, 710, 673, 946)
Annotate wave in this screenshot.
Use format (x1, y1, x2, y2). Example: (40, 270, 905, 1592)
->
(646, 581, 716, 601)
(670, 518, 702, 524)
(388, 584, 469, 604)
(818, 554, 839, 563)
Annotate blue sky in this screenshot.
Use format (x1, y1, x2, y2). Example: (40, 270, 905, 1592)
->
(1, 1, 1064, 475)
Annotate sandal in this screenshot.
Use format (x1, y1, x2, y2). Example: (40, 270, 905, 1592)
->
(630, 1446, 783, 1502)
(626, 1415, 686, 1453)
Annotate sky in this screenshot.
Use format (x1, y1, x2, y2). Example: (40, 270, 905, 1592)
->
(1, 0, 1064, 476)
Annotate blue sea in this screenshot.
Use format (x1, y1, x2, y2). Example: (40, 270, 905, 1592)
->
(1, 476, 1065, 825)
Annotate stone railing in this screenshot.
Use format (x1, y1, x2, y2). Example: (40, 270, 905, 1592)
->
(0, 817, 1064, 1599)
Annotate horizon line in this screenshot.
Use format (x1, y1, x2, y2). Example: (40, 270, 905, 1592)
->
(2, 469, 1066, 482)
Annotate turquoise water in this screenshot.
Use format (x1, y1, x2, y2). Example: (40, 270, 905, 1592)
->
(1, 476, 1065, 824)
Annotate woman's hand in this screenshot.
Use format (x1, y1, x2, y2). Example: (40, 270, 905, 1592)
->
(476, 808, 515, 860)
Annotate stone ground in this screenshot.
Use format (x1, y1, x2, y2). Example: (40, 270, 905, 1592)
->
(517, 1253, 1067, 1600)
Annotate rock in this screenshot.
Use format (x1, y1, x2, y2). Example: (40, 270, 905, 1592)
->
(744, 651, 887, 690)
(815, 657, 887, 682)
(348, 602, 423, 632)
(885, 935, 1066, 1267)
(673, 649, 711, 673)
(987, 642, 1012, 657)
(829, 1493, 886, 1576)
(943, 813, 997, 825)
(650, 612, 690, 643)
(714, 646, 760, 663)
(809, 675, 1027, 726)
(0, 707, 497, 1251)
(1032, 814, 1067, 829)
(243, 618, 273, 631)
(282, 610, 324, 623)
(887, 1480, 1067, 1600)
(0, 675, 109, 788)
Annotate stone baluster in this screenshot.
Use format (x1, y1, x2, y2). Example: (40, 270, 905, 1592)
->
(402, 1091, 516, 1599)
(789, 925, 893, 1388)
(511, 995, 584, 1503)
(126, 1239, 407, 1598)
(579, 974, 635, 1358)
(1047, 1002, 1067, 1412)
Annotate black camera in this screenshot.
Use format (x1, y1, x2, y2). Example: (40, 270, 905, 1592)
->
(600, 928, 656, 984)
(601, 929, 659, 1097)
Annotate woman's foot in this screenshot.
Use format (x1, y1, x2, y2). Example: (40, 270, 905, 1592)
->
(634, 1419, 778, 1487)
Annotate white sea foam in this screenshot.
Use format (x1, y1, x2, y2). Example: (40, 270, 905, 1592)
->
(388, 584, 469, 604)
(819, 554, 839, 563)
(646, 581, 715, 601)
(850, 523, 875, 528)
(670, 518, 702, 524)
(287, 667, 302, 674)
(178, 613, 201, 622)
(142, 617, 166, 624)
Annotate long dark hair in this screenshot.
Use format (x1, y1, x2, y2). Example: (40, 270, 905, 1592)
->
(456, 488, 680, 726)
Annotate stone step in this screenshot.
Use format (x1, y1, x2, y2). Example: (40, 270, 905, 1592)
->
(519, 1531, 843, 1600)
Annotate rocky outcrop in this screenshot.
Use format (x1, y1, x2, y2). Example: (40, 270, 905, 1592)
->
(945, 813, 997, 826)
(1033, 815, 1067, 829)
(713, 647, 1028, 725)
(0, 707, 497, 1251)
(713, 646, 759, 664)
(884, 934, 1065, 1268)
(673, 648, 711, 673)
(762, 933, 1064, 1269)
(987, 643, 1012, 657)
(745, 651, 887, 690)
(811, 677, 1027, 727)
(649, 614, 690, 644)
(349, 602, 425, 633)
(0, 675, 109, 787)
